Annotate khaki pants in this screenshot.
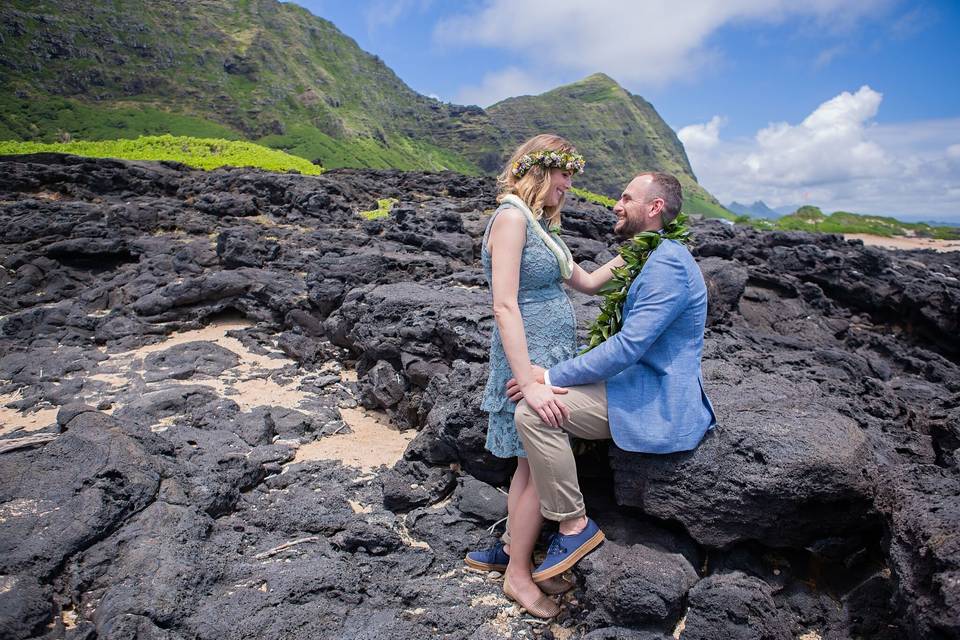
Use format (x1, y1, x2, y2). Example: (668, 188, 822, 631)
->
(514, 382, 610, 521)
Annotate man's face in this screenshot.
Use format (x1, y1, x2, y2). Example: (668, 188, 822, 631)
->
(612, 175, 663, 237)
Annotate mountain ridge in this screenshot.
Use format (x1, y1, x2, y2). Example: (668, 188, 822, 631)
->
(0, 0, 728, 213)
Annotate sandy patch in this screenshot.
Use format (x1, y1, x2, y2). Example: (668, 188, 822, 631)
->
(88, 318, 314, 412)
(0, 390, 59, 436)
(471, 593, 508, 607)
(845, 234, 960, 252)
(292, 406, 414, 471)
(228, 376, 311, 412)
(109, 318, 288, 370)
(348, 500, 372, 514)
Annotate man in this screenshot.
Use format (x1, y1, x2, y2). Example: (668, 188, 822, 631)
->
(507, 171, 717, 582)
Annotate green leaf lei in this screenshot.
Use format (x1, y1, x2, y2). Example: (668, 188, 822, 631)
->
(583, 213, 692, 352)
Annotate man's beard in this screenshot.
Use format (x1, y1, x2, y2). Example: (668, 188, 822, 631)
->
(615, 217, 642, 238)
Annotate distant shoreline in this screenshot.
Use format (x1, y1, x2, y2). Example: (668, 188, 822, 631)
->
(844, 233, 960, 252)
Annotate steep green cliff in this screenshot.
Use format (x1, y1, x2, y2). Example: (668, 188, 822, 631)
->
(480, 73, 723, 211)
(0, 0, 728, 215)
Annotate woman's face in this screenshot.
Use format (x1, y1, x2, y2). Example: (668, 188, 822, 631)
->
(544, 167, 573, 207)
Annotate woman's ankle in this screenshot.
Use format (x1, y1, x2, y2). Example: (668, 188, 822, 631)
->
(505, 563, 533, 581)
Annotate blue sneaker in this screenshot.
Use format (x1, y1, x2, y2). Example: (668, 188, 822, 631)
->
(465, 541, 510, 571)
(532, 518, 605, 582)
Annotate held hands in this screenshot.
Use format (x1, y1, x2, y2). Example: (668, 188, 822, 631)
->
(506, 365, 570, 428)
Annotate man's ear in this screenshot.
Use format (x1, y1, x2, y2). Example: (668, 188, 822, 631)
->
(648, 198, 665, 218)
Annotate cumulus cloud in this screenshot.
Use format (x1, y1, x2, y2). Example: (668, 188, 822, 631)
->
(678, 116, 726, 151)
(365, 0, 433, 32)
(680, 87, 960, 219)
(435, 0, 890, 103)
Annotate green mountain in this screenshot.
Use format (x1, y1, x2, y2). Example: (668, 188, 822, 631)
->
(483, 75, 697, 194)
(749, 206, 960, 240)
(0, 0, 495, 174)
(0, 0, 729, 216)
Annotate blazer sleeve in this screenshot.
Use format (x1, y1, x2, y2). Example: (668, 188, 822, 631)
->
(548, 247, 689, 388)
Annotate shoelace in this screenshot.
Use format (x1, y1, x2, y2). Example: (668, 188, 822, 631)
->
(546, 534, 568, 556)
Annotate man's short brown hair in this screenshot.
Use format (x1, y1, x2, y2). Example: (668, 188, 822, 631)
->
(638, 172, 682, 224)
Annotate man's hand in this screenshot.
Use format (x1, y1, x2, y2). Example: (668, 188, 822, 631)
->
(506, 364, 545, 401)
(506, 364, 569, 419)
(518, 381, 570, 427)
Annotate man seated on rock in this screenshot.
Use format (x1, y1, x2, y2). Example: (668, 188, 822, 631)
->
(506, 172, 717, 582)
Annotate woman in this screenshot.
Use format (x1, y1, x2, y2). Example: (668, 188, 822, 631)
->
(464, 134, 624, 618)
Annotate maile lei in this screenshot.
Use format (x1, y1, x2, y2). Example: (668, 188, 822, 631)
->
(583, 213, 692, 351)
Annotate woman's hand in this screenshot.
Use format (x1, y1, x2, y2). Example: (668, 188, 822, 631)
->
(519, 381, 570, 428)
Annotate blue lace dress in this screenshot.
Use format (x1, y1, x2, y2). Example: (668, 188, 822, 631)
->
(480, 204, 578, 458)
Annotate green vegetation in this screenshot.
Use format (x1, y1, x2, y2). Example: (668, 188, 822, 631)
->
(485, 74, 708, 198)
(0, 92, 242, 143)
(585, 214, 692, 350)
(0, 2, 726, 206)
(569, 186, 736, 221)
(570, 187, 616, 208)
(683, 192, 737, 220)
(741, 205, 960, 240)
(360, 198, 398, 220)
(257, 125, 482, 173)
(0, 135, 323, 174)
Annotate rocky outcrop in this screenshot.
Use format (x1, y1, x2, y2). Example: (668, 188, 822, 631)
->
(1, 154, 958, 639)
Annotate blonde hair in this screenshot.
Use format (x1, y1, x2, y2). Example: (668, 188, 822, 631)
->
(497, 134, 578, 228)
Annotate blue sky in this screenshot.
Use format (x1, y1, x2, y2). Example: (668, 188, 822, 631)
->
(290, 1, 960, 221)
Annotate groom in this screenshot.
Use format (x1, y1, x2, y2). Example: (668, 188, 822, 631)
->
(507, 171, 717, 581)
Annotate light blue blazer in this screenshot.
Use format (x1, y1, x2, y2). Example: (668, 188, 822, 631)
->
(548, 239, 716, 453)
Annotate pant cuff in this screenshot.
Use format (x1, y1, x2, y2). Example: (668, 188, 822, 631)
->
(540, 505, 586, 522)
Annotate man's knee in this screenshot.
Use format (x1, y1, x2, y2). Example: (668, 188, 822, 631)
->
(514, 400, 539, 434)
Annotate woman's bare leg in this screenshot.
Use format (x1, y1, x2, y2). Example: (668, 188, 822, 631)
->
(504, 464, 546, 605)
(504, 458, 531, 555)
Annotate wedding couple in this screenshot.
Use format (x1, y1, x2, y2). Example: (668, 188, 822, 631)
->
(465, 134, 717, 618)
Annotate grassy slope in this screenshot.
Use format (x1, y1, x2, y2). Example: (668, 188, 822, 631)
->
(0, 2, 727, 209)
(484, 74, 732, 219)
(571, 186, 735, 221)
(0, 135, 322, 174)
(0, 0, 487, 173)
(747, 206, 960, 240)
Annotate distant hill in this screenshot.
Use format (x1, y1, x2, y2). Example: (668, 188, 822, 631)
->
(748, 205, 960, 240)
(728, 200, 780, 219)
(0, 0, 731, 217)
(774, 204, 803, 216)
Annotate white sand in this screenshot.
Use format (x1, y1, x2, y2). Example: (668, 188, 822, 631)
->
(292, 406, 414, 471)
(0, 390, 59, 436)
(845, 234, 960, 252)
(3, 317, 417, 475)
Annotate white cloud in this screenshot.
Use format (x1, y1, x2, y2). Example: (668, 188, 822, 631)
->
(435, 0, 890, 97)
(680, 87, 960, 219)
(453, 67, 557, 107)
(678, 116, 726, 151)
(365, 0, 433, 32)
(814, 44, 845, 68)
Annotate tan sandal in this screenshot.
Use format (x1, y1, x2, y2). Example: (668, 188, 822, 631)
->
(538, 575, 575, 596)
(503, 576, 561, 619)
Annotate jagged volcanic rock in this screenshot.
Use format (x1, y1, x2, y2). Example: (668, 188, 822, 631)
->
(0, 153, 958, 639)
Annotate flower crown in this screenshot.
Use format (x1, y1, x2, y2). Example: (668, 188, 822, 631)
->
(511, 150, 586, 179)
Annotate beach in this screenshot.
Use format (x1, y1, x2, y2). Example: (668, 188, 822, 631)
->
(845, 233, 960, 252)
